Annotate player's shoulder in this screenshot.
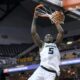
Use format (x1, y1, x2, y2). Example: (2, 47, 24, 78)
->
(39, 42, 45, 52)
(39, 42, 45, 49)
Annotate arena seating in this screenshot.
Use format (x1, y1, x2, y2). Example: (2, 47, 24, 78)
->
(0, 43, 33, 57)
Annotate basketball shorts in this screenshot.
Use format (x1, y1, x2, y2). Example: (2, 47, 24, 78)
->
(28, 66, 56, 80)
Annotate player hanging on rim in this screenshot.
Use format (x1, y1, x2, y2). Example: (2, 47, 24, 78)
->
(28, 4, 64, 80)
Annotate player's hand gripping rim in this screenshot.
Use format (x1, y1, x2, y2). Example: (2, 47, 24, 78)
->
(34, 4, 52, 18)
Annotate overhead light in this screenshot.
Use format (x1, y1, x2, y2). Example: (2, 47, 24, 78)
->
(67, 41, 73, 45)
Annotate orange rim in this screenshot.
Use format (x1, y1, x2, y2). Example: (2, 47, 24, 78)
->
(35, 4, 44, 9)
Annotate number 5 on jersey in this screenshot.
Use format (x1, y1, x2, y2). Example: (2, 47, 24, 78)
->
(48, 48, 54, 54)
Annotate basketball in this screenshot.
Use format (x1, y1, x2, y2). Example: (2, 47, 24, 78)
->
(51, 11, 65, 24)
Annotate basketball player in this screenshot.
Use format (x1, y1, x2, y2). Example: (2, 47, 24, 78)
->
(28, 5, 64, 80)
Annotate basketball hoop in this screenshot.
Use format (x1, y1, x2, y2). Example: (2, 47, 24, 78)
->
(35, 4, 65, 24)
(35, 4, 53, 18)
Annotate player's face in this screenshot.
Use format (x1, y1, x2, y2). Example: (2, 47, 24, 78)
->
(44, 34, 53, 43)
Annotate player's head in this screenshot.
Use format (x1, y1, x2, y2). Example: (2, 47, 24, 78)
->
(44, 34, 53, 43)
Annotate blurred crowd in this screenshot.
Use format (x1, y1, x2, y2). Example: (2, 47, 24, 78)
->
(1, 64, 80, 80)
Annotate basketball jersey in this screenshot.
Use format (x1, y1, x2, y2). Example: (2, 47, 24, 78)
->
(39, 42, 61, 75)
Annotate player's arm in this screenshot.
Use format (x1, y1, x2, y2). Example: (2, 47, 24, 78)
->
(31, 11, 43, 47)
(55, 24, 64, 45)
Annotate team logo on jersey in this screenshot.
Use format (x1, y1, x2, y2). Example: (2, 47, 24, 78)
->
(45, 45, 56, 48)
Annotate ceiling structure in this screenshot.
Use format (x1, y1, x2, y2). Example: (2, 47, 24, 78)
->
(33, 0, 80, 21)
(0, 0, 24, 21)
(10, 0, 79, 30)
(0, 0, 80, 22)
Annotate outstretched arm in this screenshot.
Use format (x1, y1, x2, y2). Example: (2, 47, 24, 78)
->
(55, 24, 64, 45)
(47, 11, 64, 45)
(31, 11, 43, 47)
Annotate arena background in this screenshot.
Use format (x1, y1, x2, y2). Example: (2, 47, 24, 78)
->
(0, 0, 80, 80)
